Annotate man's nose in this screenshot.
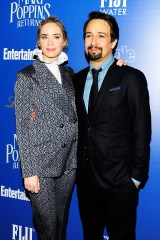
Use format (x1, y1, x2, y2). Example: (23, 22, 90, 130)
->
(91, 36, 98, 45)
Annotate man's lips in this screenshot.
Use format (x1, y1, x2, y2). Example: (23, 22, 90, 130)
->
(88, 46, 102, 53)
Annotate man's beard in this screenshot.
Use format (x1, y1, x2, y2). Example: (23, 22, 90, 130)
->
(87, 46, 103, 61)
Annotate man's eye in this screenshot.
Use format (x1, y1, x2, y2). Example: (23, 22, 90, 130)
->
(99, 35, 105, 38)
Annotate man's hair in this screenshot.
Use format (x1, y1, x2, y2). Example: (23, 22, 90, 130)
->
(83, 11, 119, 53)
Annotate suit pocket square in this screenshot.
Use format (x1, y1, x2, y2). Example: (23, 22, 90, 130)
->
(109, 86, 121, 95)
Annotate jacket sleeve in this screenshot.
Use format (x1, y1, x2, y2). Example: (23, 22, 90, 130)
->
(127, 69, 151, 187)
(14, 71, 38, 178)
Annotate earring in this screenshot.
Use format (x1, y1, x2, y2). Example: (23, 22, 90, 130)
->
(62, 45, 67, 51)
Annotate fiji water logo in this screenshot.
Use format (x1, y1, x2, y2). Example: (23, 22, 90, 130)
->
(12, 224, 35, 240)
(6, 134, 20, 169)
(10, 0, 51, 28)
(100, 0, 127, 16)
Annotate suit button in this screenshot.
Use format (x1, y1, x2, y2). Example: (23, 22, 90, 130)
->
(73, 118, 77, 123)
(62, 143, 66, 148)
(60, 124, 64, 128)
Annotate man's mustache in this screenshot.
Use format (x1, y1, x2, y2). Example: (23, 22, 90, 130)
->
(87, 45, 103, 51)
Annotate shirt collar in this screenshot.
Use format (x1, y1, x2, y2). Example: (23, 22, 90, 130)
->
(33, 48, 68, 65)
(89, 55, 115, 72)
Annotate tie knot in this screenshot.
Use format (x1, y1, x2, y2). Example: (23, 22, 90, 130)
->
(91, 68, 102, 76)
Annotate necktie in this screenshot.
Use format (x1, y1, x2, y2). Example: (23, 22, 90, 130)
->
(88, 68, 102, 118)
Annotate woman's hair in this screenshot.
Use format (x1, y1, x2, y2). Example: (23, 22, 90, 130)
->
(36, 16, 68, 49)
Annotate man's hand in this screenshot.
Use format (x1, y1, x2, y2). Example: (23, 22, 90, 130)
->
(24, 175, 40, 193)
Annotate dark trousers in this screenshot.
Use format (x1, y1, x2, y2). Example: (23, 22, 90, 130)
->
(29, 169, 76, 240)
(77, 185, 139, 240)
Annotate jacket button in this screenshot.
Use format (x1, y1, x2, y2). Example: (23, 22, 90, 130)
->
(62, 143, 66, 148)
(60, 124, 64, 128)
(73, 118, 77, 123)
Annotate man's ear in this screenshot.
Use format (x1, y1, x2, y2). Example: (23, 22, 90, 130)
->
(111, 39, 118, 50)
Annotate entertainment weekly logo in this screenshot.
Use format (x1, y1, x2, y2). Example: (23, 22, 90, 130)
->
(1, 185, 30, 201)
(100, 0, 127, 16)
(3, 48, 34, 60)
(6, 134, 21, 170)
(12, 224, 35, 240)
(10, 0, 51, 28)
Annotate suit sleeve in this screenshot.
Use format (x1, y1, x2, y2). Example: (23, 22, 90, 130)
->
(14, 72, 38, 178)
(127, 69, 151, 186)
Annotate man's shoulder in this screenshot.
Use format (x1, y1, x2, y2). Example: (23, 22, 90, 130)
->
(112, 63, 146, 79)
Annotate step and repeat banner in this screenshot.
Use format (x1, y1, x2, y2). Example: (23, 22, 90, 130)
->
(0, 1, 160, 239)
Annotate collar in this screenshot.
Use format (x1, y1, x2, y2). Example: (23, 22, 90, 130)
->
(89, 55, 114, 72)
(33, 48, 68, 65)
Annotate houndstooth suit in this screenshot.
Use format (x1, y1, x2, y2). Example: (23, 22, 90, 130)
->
(14, 58, 78, 240)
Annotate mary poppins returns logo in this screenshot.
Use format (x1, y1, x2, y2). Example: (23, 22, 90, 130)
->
(10, 0, 51, 28)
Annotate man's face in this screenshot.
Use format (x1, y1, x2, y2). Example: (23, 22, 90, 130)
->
(85, 19, 117, 67)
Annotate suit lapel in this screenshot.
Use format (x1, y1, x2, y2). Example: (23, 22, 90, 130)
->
(59, 65, 77, 115)
(32, 59, 76, 118)
(92, 61, 121, 119)
(33, 58, 60, 94)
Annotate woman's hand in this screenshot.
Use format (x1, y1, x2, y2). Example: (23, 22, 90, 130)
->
(24, 175, 40, 193)
(31, 109, 36, 121)
(115, 57, 127, 66)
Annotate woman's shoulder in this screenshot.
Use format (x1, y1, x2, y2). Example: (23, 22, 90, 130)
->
(17, 63, 35, 75)
(62, 65, 74, 78)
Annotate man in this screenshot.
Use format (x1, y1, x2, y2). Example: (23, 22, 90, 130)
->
(73, 11, 151, 240)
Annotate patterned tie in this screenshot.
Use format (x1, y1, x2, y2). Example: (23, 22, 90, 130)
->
(88, 68, 102, 119)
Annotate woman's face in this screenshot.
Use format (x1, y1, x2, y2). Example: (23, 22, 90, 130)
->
(38, 22, 67, 62)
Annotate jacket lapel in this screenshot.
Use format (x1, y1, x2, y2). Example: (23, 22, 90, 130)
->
(32, 59, 76, 119)
(59, 65, 77, 116)
(91, 61, 121, 119)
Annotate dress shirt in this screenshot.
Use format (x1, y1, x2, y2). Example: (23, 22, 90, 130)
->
(45, 63, 62, 84)
(83, 55, 114, 112)
(32, 49, 68, 85)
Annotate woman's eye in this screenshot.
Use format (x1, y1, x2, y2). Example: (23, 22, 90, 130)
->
(54, 35, 60, 39)
(41, 35, 47, 40)
(85, 34, 91, 38)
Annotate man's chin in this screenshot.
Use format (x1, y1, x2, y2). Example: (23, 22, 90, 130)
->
(88, 53, 102, 61)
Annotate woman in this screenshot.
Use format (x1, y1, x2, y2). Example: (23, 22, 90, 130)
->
(14, 16, 78, 240)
